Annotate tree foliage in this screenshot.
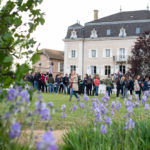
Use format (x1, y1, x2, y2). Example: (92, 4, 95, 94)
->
(0, 0, 45, 88)
(129, 31, 150, 77)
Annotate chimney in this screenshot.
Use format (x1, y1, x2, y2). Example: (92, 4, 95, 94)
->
(94, 10, 98, 20)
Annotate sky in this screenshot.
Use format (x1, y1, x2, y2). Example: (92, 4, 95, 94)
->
(33, 0, 150, 51)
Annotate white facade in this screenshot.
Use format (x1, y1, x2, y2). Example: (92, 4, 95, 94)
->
(64, 37, 137, 79)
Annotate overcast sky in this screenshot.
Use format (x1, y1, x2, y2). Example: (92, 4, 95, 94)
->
(33, 0, 150, 51)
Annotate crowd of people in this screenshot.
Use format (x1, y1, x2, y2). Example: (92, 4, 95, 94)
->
(25, 71, 150, 101)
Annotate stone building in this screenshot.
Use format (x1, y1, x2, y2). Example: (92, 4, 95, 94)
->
(63, 10, 150, 79)
(33, 49, 64, 77)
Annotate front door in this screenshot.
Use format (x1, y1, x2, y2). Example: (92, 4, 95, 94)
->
(119, 65, 126, 74)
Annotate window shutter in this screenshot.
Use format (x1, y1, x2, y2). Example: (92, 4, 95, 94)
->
(76, 51, 78, 58)
(68, 51, 71, 58)
(87, 65, 90, 74)
(76, 66, 79, 74)
(101, 66, 104, 76)
(67, 65, 70, 74)
(111, 66, 114, 74)
(58, 62, 60, 72)
(103, 49, 105, 58)
(125, 49, 127, 57)
(96, 66, 99, 74)
(115, 65, 119, 73)
(110, 49, 113, 57)
(96, 50, 98, 58)
(88, 50, 91, 58)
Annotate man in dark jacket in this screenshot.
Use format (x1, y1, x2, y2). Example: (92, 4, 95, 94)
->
(63, 74, 69, 94)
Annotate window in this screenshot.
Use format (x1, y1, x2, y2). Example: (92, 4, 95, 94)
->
(107, 29, 111, 35)
(90, 28, 98, 38)
(71, 50, 76, 58)
(70, 65, 76, 72)
(119, 27, 127, 37)
(90, 66, 97, 74)
(60, 62, 63, 72)
(136, 27, 140, 34)
(70, 30, 77, 39)
(105, 66, 111, 75)
(106, 49, 110, 57)
(119, 65, 126, 74)
(119, 48, 126, 58)
(91, 50, 96, 58)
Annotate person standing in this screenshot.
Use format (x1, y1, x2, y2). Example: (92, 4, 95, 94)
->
(123, 77, 130, 99)
(148, 77, 150, 91)
(83, 74, 88, 94)
(41, 72, 45, 92)
(104, 76, 113, 96)
(63, 74, 69, 94)
(47, 74, 54, 93)
(86, 75, 93, 96)
(55, 74, 60, 93)
(116, 78, 121, 98)
(78, 75, 84, 95)
(94, 75, 100, 96)
(134, 75, 142, 100)
(143, 76, 149, 93)
(128, 76, 134, 95)
(59, 74, 64, 93)
(69, 71, 79, 101)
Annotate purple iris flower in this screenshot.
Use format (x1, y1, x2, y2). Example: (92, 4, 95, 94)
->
(100, 125, 107, 134)
(79, 103, 85, 109)
(7, 88, 17, 101)
(40, 108, 51, 120)
(72, 105, 77, 111)
(0, 89, 2, 95)
(105, 117, 111, 126)
(111, 111, 115, 116)
(61, 112, 66, 118)
(36, 132, 57, 150)
(9, 122, 21, 139)
(19, 90, 30, 104)
(83, 94, 89, 102)
(115, 101, 121, 110)
(95, 113, 102, 122)
(127, 106, 133, 114)
(77, 98, 80, 102)
(144, 104, 150, 110)
(61, 104, 66, 111)
(48, 102, 54, 107)
(144, 91, 149, 97)
(35, 101, 46, 111)
(124, 118, 135, 130)
(111, 101, 116, 109)
(134, 102, 139, 108)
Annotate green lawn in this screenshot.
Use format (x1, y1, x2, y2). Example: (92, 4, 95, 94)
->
(27, 93, 147, 130)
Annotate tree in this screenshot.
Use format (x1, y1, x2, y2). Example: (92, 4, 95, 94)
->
(129, 31, 150, 77)
(0, 0, 45, 87)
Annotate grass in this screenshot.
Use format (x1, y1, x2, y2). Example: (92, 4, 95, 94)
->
(26, 93, 148, 130)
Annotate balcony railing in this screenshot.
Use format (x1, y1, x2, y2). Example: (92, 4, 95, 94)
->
(113, 55, 130, 62)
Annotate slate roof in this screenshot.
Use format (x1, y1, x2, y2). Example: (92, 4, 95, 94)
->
(42, 49, 64, 60)
(65, 10, 150, 39)
(87, 10, 150, 24)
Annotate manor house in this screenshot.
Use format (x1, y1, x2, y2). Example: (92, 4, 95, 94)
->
(63, 10, 150, 78)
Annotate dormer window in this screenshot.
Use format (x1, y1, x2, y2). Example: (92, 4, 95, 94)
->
(90, 28, 98, 38)
(119, 27, 127, 37)
(70, 30, 77, 39)
(136, 27, 140, 34)
(106, 29, 111, 35)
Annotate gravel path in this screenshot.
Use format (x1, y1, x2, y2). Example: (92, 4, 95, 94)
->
(20, 130, 66, 145)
